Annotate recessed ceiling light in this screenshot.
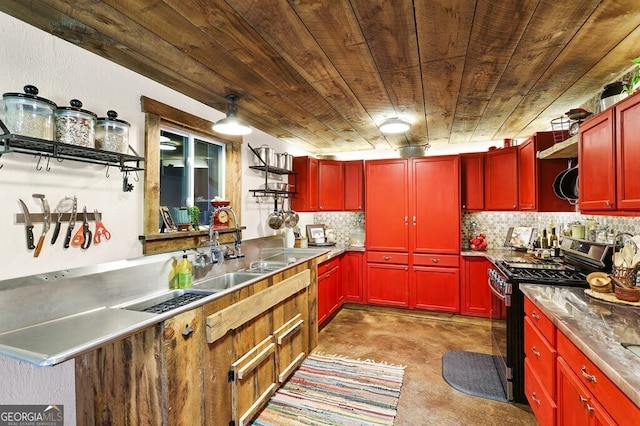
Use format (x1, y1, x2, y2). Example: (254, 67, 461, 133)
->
(379, 117, 411, 134)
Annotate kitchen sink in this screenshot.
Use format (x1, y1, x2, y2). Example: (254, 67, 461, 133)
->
(245, 260, 295, 273)
(121, 289, 216, 314)
(193, 272, 264, 291)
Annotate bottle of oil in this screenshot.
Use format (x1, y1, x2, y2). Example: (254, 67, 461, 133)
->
(177, 253, 193, 289)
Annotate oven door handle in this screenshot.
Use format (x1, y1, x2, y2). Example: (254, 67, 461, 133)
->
(488, 277, 511, 307)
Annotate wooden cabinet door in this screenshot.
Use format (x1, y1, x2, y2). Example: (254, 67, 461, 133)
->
(461, 153, 484, 211)
(318, 159, 344, 211)
(344, 160, 364, 211)
(518, 137, 537, 210)
(365, 159, 409, 252)
(290, 156, 318, 212)
(616, 91, 640, 210)
(343, 251, 364, 303)
(461, 256, 491, 317)
(484, 146, 519, 211)
(579, 110, 616, 211)
(273, 313, 306, 384)
(367, 262, 409, 307)
(412, 266, 459, 313)
(411, 156, 460, 254)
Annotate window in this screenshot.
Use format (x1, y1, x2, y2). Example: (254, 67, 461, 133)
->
(160, 126, 225, 226)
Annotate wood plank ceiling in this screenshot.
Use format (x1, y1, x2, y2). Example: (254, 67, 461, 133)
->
(2, 0, 640, 154)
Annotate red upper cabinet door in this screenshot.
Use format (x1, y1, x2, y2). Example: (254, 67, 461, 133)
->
(344, 160, 364, 211)
(518, 137, 536, 210)
(579, 109, 616, 212)
(485, 146, 519, 211)
(616, 92, 640, 210)
(411, 156, 460, 254)
(461, 153, 484, 211)
(318, 160, 344, 211)
(290, 156, 318, 212)
(365, 159, 409, 252)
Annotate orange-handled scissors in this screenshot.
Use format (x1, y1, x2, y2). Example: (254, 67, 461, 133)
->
(93, 209, 111, 244)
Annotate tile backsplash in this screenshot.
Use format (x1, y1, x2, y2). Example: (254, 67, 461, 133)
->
(313, 212, 365, 248)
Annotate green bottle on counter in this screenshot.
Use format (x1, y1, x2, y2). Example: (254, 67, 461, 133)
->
(177, 254, 193, 289)
(169, 257, 178, 289)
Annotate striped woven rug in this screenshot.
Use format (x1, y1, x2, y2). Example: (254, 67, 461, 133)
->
(251, 352, 406, 426)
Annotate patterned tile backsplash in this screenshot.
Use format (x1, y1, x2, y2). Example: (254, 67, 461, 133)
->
(311, 210, 640, 251)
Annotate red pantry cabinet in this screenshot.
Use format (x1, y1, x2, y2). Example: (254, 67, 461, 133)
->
(365, 156, 460, 311)
(579, 109, 616, 212)
(290, 156, 318, 212)
(484, 146, 519, 211)
(318, 159, 344, 211)
(461, 152, 484, 211)
(343, 160, 364, 211)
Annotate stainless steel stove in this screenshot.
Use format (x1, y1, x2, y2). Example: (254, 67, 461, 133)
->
(488, 237, 613, 403)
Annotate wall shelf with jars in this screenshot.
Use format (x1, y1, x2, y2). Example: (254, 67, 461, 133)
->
(248, 144, 296, 198)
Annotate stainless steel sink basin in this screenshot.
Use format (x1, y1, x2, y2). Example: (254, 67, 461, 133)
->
(121, 288, 215, 314)
(194, 272, 264, 291)
(245, 260, 295, 273)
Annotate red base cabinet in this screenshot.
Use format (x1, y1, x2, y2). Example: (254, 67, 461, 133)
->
(367, 261, 409, 308)
(317, 257, 341, 326)
(343, 251, 365, 303)
(412, 265, 459, 312)
(461, 256, 491, 317)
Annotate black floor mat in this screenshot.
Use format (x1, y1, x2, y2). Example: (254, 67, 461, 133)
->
(442, 350, 508, 402)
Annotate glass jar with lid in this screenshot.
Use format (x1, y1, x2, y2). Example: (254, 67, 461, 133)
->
(2, 85, 57, 140)
(54, 99, 97, 148)
(95, 110, 130, 153)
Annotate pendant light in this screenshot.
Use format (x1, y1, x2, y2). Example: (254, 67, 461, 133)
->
(379, 117, 411, 134)
(213, 94, 252, 136)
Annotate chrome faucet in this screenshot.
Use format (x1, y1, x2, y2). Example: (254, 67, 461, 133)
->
(210, 206, 244, 259)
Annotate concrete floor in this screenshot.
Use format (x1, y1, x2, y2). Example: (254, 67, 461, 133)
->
(315, 305, 538, 426)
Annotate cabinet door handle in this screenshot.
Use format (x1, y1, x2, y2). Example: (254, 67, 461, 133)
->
(182, 324, 194, 337)
(513, 204, 517, 209)
(531, 392, 541, 406)
(413, 215, 416, 226)
(530, 346, 541, 357)
(531, 311, 540, 321)
(605, 200, 612, 207)
(431, 258, 440, 263)
(383, 256, 391, 260)
(404, 216, 408, 225)
(581, 365, 597, 383)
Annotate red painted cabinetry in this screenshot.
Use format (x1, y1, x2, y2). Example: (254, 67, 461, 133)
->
(317, 256, 341, 326)
(318, 160, 344, 211)
(460, 153, 484, 211)
(343, 251, 365, 303)
(461, 256, 491, 317)
(290, 156, 318, 212)
(616, 91, 640, 210)
(484, 146, 519, 211)
(344, 160, 364, 211)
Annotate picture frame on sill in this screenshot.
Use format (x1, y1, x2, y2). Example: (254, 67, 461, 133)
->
(306, 224, 325, 241)
(160, 206, 177, 233)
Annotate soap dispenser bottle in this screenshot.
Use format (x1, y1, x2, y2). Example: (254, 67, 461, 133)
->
(177, 253, 193, 289)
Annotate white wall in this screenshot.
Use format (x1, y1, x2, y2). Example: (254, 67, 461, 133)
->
(0, 12, 309, 423)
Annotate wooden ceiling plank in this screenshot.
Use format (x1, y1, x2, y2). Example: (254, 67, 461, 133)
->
(102, 0, 364, 151)
(500, 1, 640, 138)
(449, 0, 539, 144)
(349, 0, 426, 145)
(473, 0, 602, 141)
(415, 0, 475, 143)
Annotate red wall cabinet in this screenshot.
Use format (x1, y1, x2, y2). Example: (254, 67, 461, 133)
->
(290, 156, 318, 212)
(616, 91, 640, 210)
(579, 109, 616, 212)
(461, 256, 491, 317)
(318, 160, 344, 211)
(343, 251, 365, 303)
(461, 153, 484, 211)
(484, 146, 519, 211)
(344, 160, 364, 211)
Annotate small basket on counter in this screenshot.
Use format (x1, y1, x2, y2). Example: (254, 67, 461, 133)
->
(611, 232, 640, 288)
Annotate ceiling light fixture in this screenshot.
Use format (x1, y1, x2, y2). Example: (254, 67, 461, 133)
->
(379, 117, 411, 134)
(213, 94, 252, 136)
(159, 135, 177, 151)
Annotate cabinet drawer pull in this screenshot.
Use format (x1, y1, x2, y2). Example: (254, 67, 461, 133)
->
(383, 256, 391, 260)
(581, 365, 597, 383)
(182, 324, 194, 337)
(531, 311, 540, 320)
(530, 346, 541, 357)
(531, 392, 541, 406)
(431, 258, 440, 263)
(585, 403, 595, 413)
(579, 395, 588, 404)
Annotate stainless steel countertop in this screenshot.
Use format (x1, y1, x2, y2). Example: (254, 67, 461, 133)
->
(0, 246, 328, 367)
(521, 284, 640, 407)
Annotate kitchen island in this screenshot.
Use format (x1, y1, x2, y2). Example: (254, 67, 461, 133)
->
(521, 284, 640, 424)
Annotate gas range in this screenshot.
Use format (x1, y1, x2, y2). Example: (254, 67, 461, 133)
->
(494, 258, 588, 286)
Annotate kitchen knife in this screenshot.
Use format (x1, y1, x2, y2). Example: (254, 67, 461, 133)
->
(63, 196, 77, 249)
(18, 199, 35, 250)
(32, 194, 50, 257)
